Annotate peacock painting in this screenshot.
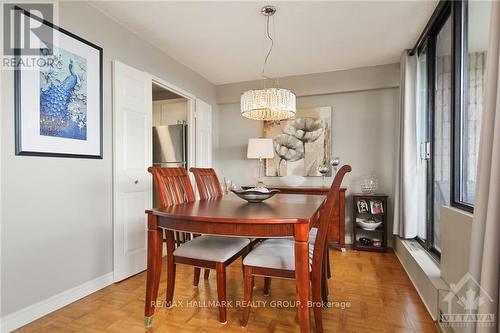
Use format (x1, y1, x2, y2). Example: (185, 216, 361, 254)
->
(39, 45, 87, 140)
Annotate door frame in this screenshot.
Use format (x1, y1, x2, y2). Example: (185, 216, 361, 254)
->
(112, 66, 200, 281)
(150, 75, 196, 170)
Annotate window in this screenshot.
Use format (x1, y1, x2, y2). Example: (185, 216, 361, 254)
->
(414, 0, 491, 254)
(453, 0, 491, 208)
(432, 15, 452, 252)
(416, 48, 428, 241)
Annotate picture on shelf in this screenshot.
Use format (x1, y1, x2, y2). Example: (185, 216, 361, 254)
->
(357, 199, 369, 213)
(370, 200, 384, 214)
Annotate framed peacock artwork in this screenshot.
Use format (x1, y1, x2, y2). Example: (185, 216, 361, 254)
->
(14, 7, 103, 158)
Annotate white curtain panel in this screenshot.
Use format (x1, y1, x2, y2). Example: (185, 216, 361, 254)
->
(393, 50, 419, 238)
(469, 2, 500, 332)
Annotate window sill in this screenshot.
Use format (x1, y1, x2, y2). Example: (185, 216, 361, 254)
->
(394, 237, 448, 320)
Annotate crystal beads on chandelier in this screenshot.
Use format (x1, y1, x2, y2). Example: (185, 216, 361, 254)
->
(240, 88, 296, 121)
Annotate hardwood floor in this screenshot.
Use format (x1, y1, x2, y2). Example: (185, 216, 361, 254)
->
(15, 250, 437, 333)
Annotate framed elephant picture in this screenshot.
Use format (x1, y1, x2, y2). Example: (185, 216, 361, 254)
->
(263, 106, 332, 177)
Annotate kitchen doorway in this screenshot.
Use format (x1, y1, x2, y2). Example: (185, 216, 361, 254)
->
(151, 82, 189, 208)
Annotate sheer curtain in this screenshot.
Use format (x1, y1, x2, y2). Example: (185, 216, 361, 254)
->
(469, 2, 500, 332)
(393, 50, 420, 238)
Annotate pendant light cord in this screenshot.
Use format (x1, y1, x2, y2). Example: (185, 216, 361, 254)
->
(261, 14, 274, 80)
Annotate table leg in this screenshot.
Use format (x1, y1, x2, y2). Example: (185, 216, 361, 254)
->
(145, 213, 163, 327)
(294, 224, 311, 333)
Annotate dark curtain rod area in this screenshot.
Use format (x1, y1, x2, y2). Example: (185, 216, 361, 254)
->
(409, 1, 450, 56)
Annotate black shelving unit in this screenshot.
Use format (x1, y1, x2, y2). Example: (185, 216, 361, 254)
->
(352, 194, 388, 252)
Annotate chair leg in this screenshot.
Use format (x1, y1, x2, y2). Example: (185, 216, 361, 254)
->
(241, 266, 253, 327)
(204, 269, 210, 279)
(215, 263, 227, 323)
(311, 275, 324, 333)
(165, 230, 176, 308)
(263, 277, 271, 296)
(193, 267, 201, 287)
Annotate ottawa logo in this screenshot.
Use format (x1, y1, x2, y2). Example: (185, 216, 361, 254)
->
(441, 272, 495, 327)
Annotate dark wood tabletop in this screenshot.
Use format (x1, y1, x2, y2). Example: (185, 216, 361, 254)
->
(242, 186, 348, 248)
(148, 193, 325, 224)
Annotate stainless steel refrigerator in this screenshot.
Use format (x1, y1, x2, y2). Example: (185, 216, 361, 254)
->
(152, 123, 187, 208)
(152, 124, 187, 168)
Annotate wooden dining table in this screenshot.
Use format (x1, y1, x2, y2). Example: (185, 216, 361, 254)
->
(243, 185, 347, 248)
(144, 193, 326, 333)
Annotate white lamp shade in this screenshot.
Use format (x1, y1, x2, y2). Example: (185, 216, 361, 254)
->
(247, 138, 274, 159)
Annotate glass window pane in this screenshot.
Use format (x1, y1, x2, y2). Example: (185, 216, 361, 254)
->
(460, 1, 492, 205)
(416, 49, 428, 241)
(433, 16, 452, 252)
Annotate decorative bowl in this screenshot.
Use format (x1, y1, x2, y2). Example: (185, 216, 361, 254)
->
(280, 175, 306, 187)
(231, 188, 280, 203)
(356, 219, 382, 231)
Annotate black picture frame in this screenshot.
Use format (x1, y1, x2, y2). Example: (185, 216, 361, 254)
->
(357, 199, 369, 214)
(14, 6, 103, 159)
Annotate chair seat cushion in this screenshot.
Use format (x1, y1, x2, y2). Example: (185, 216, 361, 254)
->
(242, 238, 313, 271)
(174, 235, 250, 262)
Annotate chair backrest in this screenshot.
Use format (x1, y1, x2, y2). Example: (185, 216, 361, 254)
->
(148, 166, 196, 207)
(311, 165, 351, 276)
(189, 167, 223, 200)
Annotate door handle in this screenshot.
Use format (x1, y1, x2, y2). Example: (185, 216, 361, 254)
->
(134, 180, 139, 184)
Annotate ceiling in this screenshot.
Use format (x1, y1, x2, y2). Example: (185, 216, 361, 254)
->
(92, 1, 437, 85)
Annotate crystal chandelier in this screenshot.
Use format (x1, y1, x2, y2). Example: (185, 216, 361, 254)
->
(241, 6, 296, 121)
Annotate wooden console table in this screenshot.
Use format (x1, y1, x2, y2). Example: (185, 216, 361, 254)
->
(243, 186, 347, 249)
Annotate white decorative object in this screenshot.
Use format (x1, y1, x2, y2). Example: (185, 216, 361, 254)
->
(280, 175, 306, 187)
(356, 219, 382, 231)
(240, 6, 296, 121)
(360, 175, 378, 194)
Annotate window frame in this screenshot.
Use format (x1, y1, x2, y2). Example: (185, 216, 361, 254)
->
(451, 0, 474, 213)
(412, 0, 483, 255)
(415, 1, 451, 256)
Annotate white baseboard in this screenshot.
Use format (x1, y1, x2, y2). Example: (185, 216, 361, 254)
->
(0, 272, 113, 333)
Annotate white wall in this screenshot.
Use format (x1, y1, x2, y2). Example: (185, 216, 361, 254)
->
(0, 1, 216, 322)
(214, 64, 400, 244)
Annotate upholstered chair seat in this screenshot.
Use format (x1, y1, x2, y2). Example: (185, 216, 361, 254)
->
(242, 238, 313, 271)
(174, 235, 250, 262)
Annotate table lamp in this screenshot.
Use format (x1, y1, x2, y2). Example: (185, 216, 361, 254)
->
(247, 138, 274, 187)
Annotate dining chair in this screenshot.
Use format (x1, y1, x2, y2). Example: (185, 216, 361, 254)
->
(240, 165, 351, 332)
(189, 167, 224, 280)
(190, 167, 261, 252)
(148, 166, 250, 323)
(189, 167, 224, 199)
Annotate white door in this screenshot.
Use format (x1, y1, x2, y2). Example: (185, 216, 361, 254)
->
(195, 99, 213, 167)
(113, 61, 152, 282)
